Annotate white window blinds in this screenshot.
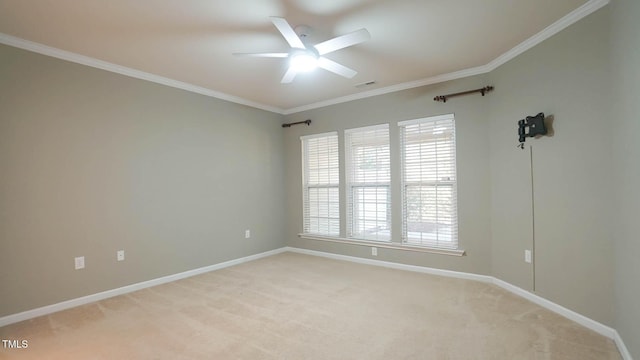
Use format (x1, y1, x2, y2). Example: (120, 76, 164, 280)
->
(399, 114, 458, 249)
(301, 132, 340, 236)
(345, 124, 391, 241)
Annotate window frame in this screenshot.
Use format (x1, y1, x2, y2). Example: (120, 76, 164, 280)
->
(301, 132, 340, 237)
(297, 114, 463, 256)
(344, 124, 392, 242)
(398, 114, 459, 250)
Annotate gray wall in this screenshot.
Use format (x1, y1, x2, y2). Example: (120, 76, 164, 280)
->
(2, 3, 637, 356)
(489, 8, 613, 325)
(0, 44, 286, 317)
(284, 75, 493, 276)
(611, 0, 640, 357)
(283, 7, 615, 327)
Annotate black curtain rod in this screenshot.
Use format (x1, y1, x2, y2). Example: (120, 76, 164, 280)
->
(434, 86, 494, 103)
(282, 119, 311, 128)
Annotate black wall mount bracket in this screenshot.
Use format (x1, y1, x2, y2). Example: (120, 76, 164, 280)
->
(518, 112, 548, 149)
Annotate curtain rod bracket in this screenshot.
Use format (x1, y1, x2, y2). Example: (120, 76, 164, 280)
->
(282, 119, 311, 128)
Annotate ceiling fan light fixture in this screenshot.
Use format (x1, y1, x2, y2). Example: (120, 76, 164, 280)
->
(289, 52, 318, 73)
(234, 17, 369, 83)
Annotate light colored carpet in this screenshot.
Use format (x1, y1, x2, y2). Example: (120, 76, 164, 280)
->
(0, 252, 621, 359)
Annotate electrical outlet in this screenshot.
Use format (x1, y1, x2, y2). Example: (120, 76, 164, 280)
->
(75, 256, 85, 270)
(371, 247, 377, 256)
(245, 230, 251, 239)
(525, 250, 532, 263)
(117, 250, 125, 261)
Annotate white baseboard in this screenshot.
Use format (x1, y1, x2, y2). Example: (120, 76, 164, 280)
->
(285, 246, 492, 283)
(285, 246, 633, 360)
(0, 245, 632, 359)
(614, 330, 634, 360)
(0, 247, 287, 327)
(491, 278, 616, 339)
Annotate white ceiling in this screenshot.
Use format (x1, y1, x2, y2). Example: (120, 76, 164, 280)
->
(0, 0, 604, 114)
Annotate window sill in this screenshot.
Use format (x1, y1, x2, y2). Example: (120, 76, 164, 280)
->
(297, 234, 466, 257)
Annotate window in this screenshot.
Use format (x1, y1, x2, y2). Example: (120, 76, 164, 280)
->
(399, 114, 458, 249)
(345, 124, 391, 241)
(301, 132, 340, 236)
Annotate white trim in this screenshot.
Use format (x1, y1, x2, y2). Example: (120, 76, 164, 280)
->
(285, 247, 483, 281)
(491, 277, 615, 339)
(613, 330, 634, 360)
(0, 247, 287, 327)
(0, 245, 632, 359)
(285, 246, 631, 359)
(281, 0, 609, 115)
(0, 0, 609, 116)
(485, 0, 610, 72)
(298, 234, 465, 256)
(0, 33, 283, 115)
(282, 65, 490, 115)
(299, 131, 338, 141)
(398, 113, 455, 126)
(344, 123, 389, 134)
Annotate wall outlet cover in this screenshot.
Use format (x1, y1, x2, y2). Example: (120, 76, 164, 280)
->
(74, 256, 85, 270)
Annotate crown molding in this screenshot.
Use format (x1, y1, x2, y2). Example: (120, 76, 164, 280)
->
(0, 0, 609, 116)
(485, 0, 610, 72)
(283, 0, 609, 114)
(282, 64, 490, 115)
(0, 33, 284, 114)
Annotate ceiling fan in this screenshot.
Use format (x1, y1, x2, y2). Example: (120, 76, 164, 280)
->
(233, 17, 370, 84)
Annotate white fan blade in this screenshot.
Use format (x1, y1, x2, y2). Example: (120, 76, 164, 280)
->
(314, 28, 370, 55)
(317, 57, 357, 78)
(233, 52, 288, 58)
(281, 67, 297, 83)
(270, 17, 305, 49)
